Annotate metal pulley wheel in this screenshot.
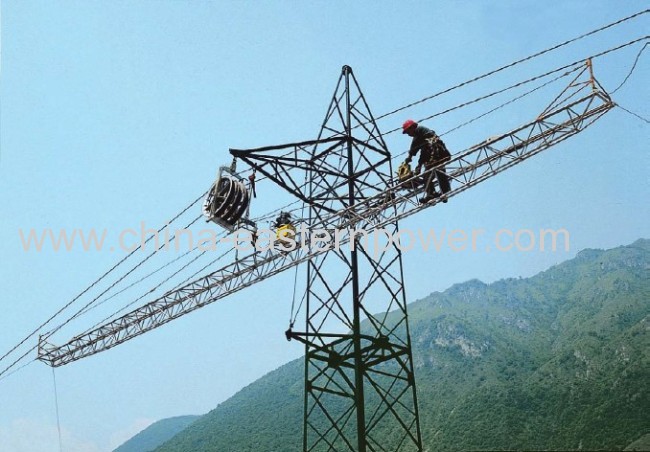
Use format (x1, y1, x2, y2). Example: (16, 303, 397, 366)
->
(202, 175, 250, 229)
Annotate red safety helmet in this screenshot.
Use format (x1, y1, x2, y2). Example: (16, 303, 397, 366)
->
(402, 119, 417, 134)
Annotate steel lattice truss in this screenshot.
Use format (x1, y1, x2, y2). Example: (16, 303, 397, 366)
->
(345, 62, 613, 233)
(287, 66, 421, 451)
(38, 61, 613, 452)
(38, 62, 613, 368)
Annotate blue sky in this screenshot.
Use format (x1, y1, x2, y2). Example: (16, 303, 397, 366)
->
(1, 1, 648, 451)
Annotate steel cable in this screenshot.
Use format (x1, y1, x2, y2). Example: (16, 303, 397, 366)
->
(0, 191, 207, 367)
(368, 9, 649, 125)
(611, 42, 648, 94)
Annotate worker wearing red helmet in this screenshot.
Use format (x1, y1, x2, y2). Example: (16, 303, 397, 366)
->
(402, 119, 451, 203)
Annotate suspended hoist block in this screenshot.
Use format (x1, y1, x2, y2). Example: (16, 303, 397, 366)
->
(202, 166, 251, 232)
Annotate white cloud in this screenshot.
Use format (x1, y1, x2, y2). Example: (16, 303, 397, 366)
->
(0, 418, 102, 452)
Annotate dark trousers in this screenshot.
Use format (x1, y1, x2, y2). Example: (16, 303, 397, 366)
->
(424, 164, 451, 195)
(436, 166, 451, 194)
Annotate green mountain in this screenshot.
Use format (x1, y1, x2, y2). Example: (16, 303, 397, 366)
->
(113, 415, 200, 452)
(152, 239, 649, 451)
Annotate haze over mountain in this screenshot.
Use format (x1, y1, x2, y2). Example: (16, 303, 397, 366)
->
(114, 416, 199, 452)
(114, 239, 649, 451)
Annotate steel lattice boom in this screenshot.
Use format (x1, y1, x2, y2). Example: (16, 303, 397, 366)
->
(38, 61, 613, 369)
(37, 61, 614, 452)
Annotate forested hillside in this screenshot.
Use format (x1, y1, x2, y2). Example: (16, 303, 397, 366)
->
(144, 239, 649, 451)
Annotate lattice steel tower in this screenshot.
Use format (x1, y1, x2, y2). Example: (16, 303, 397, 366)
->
(233, 65, 423, 451)
(287, 65, 422, 451)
